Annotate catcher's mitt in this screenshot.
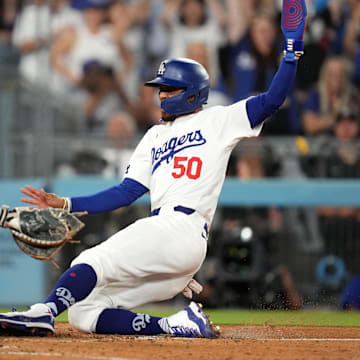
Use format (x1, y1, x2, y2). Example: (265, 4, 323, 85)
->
(0, 205, 86, 268)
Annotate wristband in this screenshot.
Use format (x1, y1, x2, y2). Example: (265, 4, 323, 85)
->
(283, 39, 304, 62)
(62, 197, 72, 212)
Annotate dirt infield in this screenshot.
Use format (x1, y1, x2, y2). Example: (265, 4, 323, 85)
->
(1, 324, 360, 360)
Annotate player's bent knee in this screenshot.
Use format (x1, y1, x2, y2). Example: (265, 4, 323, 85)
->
(68, 304, 104, 333)
(70, 249, 105, 285)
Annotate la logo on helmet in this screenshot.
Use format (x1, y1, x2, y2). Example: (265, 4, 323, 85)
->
(158, 62, 166, 75)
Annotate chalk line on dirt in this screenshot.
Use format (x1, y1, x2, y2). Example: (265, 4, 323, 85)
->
(262, 338, 360, 341)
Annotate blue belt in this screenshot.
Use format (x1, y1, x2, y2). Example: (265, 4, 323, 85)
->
(150, 206, 195, 217)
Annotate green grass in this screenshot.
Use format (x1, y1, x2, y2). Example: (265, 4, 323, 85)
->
(131, 308, 360, 327)
(205, 309, 360, 327)
(3, 308, 360, 327)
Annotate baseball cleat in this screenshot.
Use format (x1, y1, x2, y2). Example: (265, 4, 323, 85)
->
(162, 301, 220, 338)
(0, 303, 54, 336)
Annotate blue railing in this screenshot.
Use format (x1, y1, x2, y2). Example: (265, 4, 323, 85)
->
(51, 176, 360, 207)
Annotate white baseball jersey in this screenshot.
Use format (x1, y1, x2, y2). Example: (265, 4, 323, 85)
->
(126, 100, 263, 225)
(69, 100, 262, 333)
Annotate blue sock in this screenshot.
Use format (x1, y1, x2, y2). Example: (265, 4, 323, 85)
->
(44, 263, 97, 316)
(96, 308, 166, 335)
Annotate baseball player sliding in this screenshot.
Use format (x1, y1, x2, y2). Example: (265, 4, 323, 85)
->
(0, 0, 306, 338)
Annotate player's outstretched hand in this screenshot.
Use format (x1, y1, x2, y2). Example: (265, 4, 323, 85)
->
(20, 185, 64, 209)
(281, 0, 307, 40)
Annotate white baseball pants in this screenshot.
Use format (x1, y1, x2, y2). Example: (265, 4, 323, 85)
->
(68, 205, 208, 333)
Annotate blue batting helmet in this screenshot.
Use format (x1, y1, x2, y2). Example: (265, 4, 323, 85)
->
(144, 58, 210, 116)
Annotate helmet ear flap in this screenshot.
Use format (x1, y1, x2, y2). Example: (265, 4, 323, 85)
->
(199, 87, 209, 105)
(186, 87, 208, 105)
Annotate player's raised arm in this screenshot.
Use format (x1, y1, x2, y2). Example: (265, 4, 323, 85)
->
(246, 0, 307, 128)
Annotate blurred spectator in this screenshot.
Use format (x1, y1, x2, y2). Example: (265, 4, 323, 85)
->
(186, 41, 230, 106)
(74, 59, 136, 138)
(51, 0, 83, 36)
(344, 0, 360, 87)
(227, 138, 282, 180)
(221, 11, 300, 134)
(106, 0, 162, 132)
(12, 0, 83, 87)
(295, 0, 349, 93)
(315, 0, 348, 55)
(50, 0, 131, 95)
(108, 0, 150, 101)
(235, 139, 266, 179)
(0, 0, 21, 65)
(12, 0, 52, 86)
(302, 56, 353, 136)
(142, 0, 169, 81)
(303, 109, 360, 178)
(322, 110, 360, 178)
(221, 12, 280, 102)
(134, 85, 162, 132)
(313, 0, 328, 14)
(225, 0, 278, 46)
(139, 0, 234, 130)
(314, 110, 360, 269)
(162, 0, 226, 84)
